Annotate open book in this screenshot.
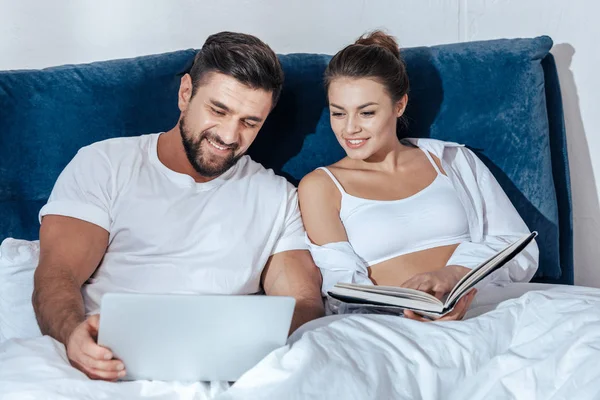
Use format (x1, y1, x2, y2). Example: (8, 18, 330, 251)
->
(327, 231, 538, 317)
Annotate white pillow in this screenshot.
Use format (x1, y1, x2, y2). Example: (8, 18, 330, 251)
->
(0, 238, 42, 343)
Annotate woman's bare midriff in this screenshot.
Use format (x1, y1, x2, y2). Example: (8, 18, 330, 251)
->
(367, 243, 460, 287)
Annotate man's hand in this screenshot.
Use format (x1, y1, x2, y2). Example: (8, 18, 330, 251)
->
(404, 289, 477, 322)
(66, 314, 125, 381)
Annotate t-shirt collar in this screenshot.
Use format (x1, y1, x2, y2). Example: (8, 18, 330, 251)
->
(148, 133, 241, 191)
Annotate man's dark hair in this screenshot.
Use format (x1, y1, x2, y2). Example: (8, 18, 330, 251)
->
(189, 31, 284, 108)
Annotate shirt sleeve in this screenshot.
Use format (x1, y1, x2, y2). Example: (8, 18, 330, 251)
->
(306, 237, 372, 296)
(38, 146, 113, 232)
(270, 183, 309, 255)
(445, 147, 539, 285)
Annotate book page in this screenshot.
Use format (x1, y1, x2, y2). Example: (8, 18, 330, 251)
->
(329, 287, 445, 313)
(334, 283, 441, 304)
(444, 232, 537, 309)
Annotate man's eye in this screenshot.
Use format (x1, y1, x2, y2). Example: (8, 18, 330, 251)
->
(211, 108, 225, 116)
(244, 121, 257, 128)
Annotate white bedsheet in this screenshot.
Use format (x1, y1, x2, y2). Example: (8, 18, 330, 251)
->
(2, 284, 600, 399)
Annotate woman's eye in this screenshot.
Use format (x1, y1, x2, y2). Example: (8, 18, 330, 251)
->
(361, 111, 375, 117)
(331, 112, 345, 117)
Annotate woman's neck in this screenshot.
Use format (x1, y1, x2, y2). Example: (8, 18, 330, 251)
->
(361, 139, 416, 173)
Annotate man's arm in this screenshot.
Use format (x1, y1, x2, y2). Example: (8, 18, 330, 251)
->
(33, 215, 124, 380)
(261, 250, 325, 334)
(33, 215, 107, 343)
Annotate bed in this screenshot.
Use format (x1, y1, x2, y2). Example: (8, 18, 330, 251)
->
(1, 35, 596, 399)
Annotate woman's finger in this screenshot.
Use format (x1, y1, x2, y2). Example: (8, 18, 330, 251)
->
(447, 290, 477, 320)
(460, 290, 478, 319)
(438, 310, 460, 321)
(407, 288, 479, 322)
(401, 276, 422, 289)
(416, 281, 439, 295)
(437, 296, 469, 321)
(433, 290, 446, 300)
(403, 310, 429, 322)
(401, 273, 435, 289)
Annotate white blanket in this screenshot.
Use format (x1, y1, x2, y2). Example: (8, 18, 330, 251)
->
(2, 285, 600, 399)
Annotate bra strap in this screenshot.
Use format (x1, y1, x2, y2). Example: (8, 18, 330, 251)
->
(317, 167, 346, 195)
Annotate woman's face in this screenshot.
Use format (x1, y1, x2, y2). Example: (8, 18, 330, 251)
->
(328, 77, 407, 160)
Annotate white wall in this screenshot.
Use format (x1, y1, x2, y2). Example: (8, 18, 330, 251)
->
(463, 1, 600, 288)
(0, 0, 462, 69)
(1, 0, 598, 286)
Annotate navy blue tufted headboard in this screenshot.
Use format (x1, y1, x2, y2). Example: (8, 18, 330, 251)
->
(0, 36, 572, 284)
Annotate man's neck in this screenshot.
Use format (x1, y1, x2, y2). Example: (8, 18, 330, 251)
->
(157, 127, 215, 183)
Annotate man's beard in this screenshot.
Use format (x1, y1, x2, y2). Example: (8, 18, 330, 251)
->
(179, 116, 243, 178)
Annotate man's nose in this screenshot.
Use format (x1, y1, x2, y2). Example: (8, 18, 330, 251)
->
(216, 118, 240, 146)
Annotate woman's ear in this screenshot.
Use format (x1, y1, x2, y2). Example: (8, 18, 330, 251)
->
(396, 94, 408, 117)
(178, 74, 193, 112)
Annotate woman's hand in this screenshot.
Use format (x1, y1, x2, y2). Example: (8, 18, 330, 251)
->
(403, 289, 477, 322)
(400, 265, 475, 322)
(400, 265, 470, 299)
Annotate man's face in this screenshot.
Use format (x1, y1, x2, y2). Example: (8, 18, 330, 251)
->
(178, 72, 273, 177)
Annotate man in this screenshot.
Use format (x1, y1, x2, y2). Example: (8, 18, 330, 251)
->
(32, 31, 325, 382)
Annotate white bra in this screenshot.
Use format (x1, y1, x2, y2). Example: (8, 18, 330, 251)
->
(318, 148, 470, 266)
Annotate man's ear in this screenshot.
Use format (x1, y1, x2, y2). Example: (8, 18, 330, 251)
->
(178, 74, 194, 112)
(396, 94, 408, 117)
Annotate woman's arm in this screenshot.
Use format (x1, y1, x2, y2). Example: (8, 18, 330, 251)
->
(298, 170, 372, 295)
(445, 147, 539, 285)
(298, 169, 348, 245)
(401, 145, 538, 321)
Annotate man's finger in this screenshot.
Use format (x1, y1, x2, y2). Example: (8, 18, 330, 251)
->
(69, 358, 89, 376)
(79, 352, 124, 372)
(81, 338, 113, 361)
(86, 366, 125, 381)
(87, 314, 100, 331)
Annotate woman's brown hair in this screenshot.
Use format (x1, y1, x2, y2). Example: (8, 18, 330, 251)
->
(324, 30, 409, 104)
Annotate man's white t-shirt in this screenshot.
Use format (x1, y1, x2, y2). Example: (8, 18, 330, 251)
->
(39, 133, 307, 314)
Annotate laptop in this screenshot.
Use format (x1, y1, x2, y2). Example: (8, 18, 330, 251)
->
(97, 293, 295, 382)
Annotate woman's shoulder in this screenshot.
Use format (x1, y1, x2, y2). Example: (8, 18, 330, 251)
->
(298, 160, 353, 202)
(301, 157, 347, 181)
(298, 168, 328, 189)
(299, 166, 337, 193)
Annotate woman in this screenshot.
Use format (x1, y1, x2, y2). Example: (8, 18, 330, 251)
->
(298, 31, 539, 321)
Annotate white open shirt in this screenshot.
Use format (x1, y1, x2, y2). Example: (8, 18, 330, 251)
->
(308, 138, 540, 295)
